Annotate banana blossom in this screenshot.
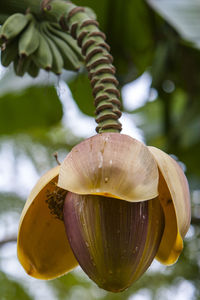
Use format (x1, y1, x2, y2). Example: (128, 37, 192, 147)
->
(17, 133, 191, 292)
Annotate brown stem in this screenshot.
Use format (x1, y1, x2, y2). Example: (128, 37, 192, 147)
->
(53, 152, 61, 165)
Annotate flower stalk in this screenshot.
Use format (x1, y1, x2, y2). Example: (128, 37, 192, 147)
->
(42, 1, 122, 133)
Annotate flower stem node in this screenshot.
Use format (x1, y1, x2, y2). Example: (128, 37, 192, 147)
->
(17, 133, 191, 292)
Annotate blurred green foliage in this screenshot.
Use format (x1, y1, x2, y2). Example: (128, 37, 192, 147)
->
(0, 0, 200, 299)
(68, 72, 95, 117)
(0, 86, 63, 135)
(0, 272, 32, 300)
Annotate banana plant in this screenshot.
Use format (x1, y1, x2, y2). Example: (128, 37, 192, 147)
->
(0, 0, 191, 293)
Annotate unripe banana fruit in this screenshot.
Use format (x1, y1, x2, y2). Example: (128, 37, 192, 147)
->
(32, 32, 53, 71)
(0, 13, 29, 40)
(43, 23, 79, 71)
(14, 56, 31, 77)
(0, 12, 84, 76)
(40, 22, 64, 75)
(49, 23, 83, 59)
(18, 15, 39, 57)
(1, 38, 18, 67)
(27, 60, 40, 78)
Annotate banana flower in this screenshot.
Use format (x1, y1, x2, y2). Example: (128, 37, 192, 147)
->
(17, 133, 191, 292)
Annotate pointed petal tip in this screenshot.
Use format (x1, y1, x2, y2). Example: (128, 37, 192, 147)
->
(156, 231, 183, 265)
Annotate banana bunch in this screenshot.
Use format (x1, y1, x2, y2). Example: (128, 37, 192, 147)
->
(0, 12, 84, 77)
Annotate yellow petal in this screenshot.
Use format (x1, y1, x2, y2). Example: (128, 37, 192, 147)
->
(148, 146, 191, 265)
(17, 166, 78, 279)
(58, 133, 159, 202)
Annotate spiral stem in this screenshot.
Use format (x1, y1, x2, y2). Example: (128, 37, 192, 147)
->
(43, 0, 122, 133)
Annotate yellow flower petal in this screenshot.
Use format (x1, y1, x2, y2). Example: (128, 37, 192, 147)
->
(58, 133, 159, 202)
(148, 146, 191, 265)
(17, 166, 78, 279)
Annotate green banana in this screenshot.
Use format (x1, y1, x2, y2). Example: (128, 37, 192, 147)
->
(0, 13, 29, 41)
(27, 60, 40, 78)
(32, 31, 53, 71)
(49, 23, 83, 61)
(1, 38, 18, 67)
(14, 56, 31, 77)
(18, 16, 39, 57)
(40, 22, 64, 75)
(44, 23, 82, 71)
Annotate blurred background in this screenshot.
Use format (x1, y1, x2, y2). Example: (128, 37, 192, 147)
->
(0, 0, 200, 299)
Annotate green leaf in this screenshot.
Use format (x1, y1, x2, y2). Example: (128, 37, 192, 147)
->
(0, 86, 63, 135)
(147, 0, 200, 49)
(68, 73, 95, 116)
